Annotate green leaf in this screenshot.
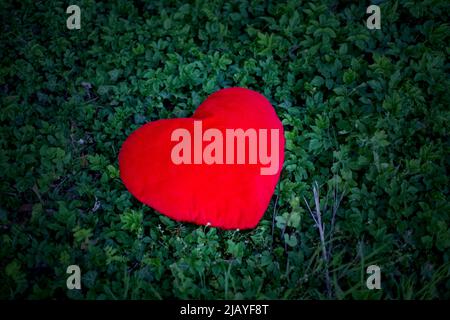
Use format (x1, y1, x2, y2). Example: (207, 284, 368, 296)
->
(284, 234, 298, 247)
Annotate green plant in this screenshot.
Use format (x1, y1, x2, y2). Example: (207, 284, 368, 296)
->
(0, 0, 449, 299)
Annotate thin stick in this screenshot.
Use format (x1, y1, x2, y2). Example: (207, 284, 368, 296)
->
(271, 185, 280, 251)
(305, 182, 332, 298)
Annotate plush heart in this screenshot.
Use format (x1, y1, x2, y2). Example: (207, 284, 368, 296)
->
(119, 87, 284, 229)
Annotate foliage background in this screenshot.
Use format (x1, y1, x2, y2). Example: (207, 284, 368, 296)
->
(0, 0, 449, 299)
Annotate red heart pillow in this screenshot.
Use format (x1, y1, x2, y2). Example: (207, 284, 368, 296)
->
(119, 87, 284, 229)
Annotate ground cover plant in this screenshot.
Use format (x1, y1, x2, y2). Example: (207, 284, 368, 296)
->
(0, 0, 449, 299)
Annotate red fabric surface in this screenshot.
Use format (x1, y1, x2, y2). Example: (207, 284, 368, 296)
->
(119, 87, 285, 229)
